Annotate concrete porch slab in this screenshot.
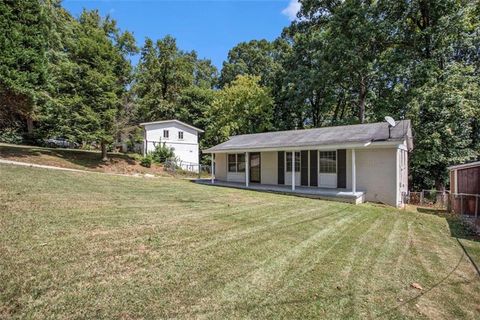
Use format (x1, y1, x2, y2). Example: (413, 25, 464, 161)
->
(194, 179, 365, 204)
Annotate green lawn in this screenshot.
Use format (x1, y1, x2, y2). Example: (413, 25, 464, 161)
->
(1, 165, 479, 319)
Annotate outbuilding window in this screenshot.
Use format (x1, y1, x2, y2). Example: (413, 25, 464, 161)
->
(178, 131, 184, 140)
(228, 153, 246, 173)
(163, 130, 169, 139)
(319, 151, 336, 173)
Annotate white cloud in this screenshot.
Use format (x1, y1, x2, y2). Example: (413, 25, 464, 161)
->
(282, 0, 301, 21)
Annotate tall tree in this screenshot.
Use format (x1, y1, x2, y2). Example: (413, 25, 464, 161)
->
(60, 10, 137, 160)
(0, 0, 52, 135)
(278, 0, 480, 189)
(388, 0, 480, 189)
(409, 64, 480, 190)
(219, 39, 288, 88)
(205, 75, 273, 146)
(294, 0, 388, 124)
(134, 36, 217, 123)
(219, 39, 291, 131)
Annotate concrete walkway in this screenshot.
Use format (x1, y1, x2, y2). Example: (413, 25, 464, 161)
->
(0, 159, 155, 178)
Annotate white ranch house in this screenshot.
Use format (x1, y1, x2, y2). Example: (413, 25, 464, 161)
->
(141, 120, 203, 171)
(202, 120, 413, 207)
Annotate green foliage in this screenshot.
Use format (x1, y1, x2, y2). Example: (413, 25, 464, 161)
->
(206, 75, 273, 146)
(134, 36, 218, 123)
(0, 0, 51, 130)
(176, 86, 216, 149)
(150, 143, 175, 164)
(140, 154, 153, 168)
(274, 0, 480, 189)
(0, 128, 23, 144)
(219, 39, 288, 88)
(409, 63, 480, 189)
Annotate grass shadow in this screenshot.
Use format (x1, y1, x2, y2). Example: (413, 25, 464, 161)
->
(0, 143, 137, 169)
(415, 207, 479, 242)
(413, 206, 480, 278)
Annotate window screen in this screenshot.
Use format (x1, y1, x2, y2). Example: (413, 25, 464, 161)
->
(319, 151, 336, 173)
(228, 154, 237, 172)
(237, 154, 245, 172)
(286, 152, 300, 172)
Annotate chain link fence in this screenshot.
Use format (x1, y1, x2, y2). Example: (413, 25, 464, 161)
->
(405, 190, 449, 209)
(405, 190, 479, 219)
(163, 159, 212, 179)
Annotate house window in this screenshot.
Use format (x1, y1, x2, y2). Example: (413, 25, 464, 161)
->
(228, 154, 246, 173)
(163, 130, 169, 139)
(286, 152, 300, 172)
(237, 154, 245, 172)
(178, 131, 184, 140)
(228, 154, 237, 172)
(319, 151, 336, 173)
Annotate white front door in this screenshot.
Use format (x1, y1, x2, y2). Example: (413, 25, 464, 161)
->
(318, 151, 337, 188)
(285, 151, 300, 186)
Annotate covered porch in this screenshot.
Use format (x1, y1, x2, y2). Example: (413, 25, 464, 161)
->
(206, 147, 357, 194)
(195, 179, 365, 204)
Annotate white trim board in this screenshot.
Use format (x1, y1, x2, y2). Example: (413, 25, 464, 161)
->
(205, 141, 404, 154)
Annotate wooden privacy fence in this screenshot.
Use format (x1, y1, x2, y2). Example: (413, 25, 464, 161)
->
(449, 193, 480, 218)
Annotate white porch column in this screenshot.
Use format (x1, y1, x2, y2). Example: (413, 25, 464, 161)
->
(245, 152, 249, 187)
(352, 149, 356, 194)
(143, 128, 147, 157)
(211, 153, 215, 184)
(292, 151, 296, 191)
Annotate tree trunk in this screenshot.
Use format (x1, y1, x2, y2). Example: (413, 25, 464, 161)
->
(435, 179, 445, 192)
(26, 116, 34, 134)
(358, 78, 366, 124)
(101, 141, 108, 161)
(332, 96, 344, 124)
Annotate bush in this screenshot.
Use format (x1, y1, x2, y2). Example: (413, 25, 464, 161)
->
(151, 143, 175, 163)
(0, 128, 23, 144)
(140, 155, 153, 168)
(129, 153, 143, 161)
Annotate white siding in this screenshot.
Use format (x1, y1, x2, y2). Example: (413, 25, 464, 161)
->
(227, 172, 246, 183)
(214, 153, 227, 180)
(346, 148, 399, 206)
(144, 122, 200, 167)
(214, 145, 406, 208)
(261, 152, 277, 185)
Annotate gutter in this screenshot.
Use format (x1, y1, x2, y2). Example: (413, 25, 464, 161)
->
(204, 140, 404, 154)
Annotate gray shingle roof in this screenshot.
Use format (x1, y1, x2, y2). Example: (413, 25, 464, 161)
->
(204, 120, 412, 152)
(139, 119, 204, 132)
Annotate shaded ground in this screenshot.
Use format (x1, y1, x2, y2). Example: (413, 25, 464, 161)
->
(0, 143, 166, 175)
(1, 165, 479, 319)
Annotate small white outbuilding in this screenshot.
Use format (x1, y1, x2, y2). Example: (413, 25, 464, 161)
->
(140, 120, 203, 171)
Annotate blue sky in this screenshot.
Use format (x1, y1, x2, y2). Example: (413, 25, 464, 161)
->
(63, 0, 300, 69)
